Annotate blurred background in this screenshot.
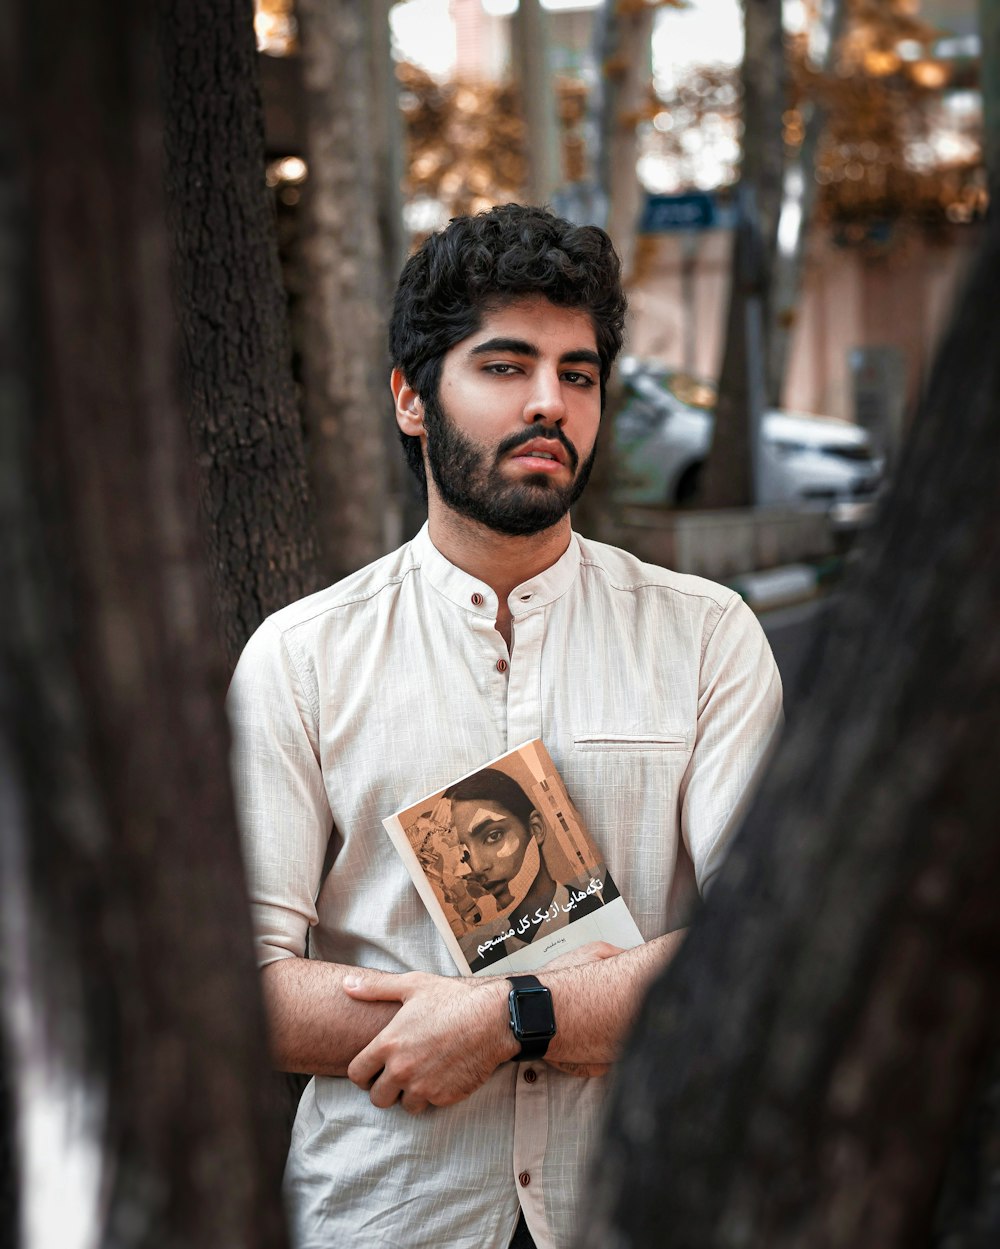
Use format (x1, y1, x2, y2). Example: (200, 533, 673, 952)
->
(252, 0, 989, 683)
(8, 8, 999, 1245)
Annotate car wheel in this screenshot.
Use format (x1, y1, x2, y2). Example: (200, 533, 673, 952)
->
(674, 461, 703, 507)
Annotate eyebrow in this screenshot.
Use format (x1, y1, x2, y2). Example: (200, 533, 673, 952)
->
(467, 338, 601, 370)
(467, 811, 509, 835)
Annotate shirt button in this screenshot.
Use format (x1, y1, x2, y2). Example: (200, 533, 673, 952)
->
(496, 658, 508, 673)
(518, 1171, 531, 1187)
(471, 592, 484, 606)
(523, 1068, 537, 1084)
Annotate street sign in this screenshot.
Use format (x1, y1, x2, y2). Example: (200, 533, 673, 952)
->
(640, 191, 720, 233)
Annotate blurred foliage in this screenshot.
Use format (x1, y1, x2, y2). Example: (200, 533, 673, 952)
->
(642, 0, 986, 244)
(397, 61, 590, 233)
(255, 0, 297, 56)
(399, 62, 525, 222)
(255, 0, 985, 249)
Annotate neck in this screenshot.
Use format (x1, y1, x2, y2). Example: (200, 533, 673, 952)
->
(426, 497, 572, 604)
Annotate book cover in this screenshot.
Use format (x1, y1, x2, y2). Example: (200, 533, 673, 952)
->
(382, 739, 644, 976)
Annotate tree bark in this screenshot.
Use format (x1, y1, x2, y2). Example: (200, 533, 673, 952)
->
(588, 0, 655, 283)
(296, 0, 392, 582)
(366, 0, 423, 547)
(511, 0, 562, 206)
(700, 0, 785, 508)
(158, 0, 321, 667)
(2, 0, 289, 1244)
(572, 0, 655, 541)
(582, 205, 1000, 1247)
(766, 0, 847, 406)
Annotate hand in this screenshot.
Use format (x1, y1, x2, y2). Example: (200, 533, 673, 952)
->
(539, 940, 623, 973)
(343, 970, 517, 1114)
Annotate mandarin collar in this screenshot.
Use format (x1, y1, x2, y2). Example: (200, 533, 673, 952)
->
(412, 522, 582, 617)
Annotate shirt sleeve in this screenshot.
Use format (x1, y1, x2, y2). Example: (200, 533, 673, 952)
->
(679, 593, 784, 893)
(227, 618, 333, 967)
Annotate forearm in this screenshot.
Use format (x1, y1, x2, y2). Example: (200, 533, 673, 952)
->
(537, 930, 686, 1066)
(262, 957, 401, 1076)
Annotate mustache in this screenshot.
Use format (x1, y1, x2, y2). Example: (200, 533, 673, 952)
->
(495, 425, 579, 473)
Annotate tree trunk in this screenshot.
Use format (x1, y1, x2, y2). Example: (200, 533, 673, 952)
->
(2, 1, 289, 1246)
(700, 0, 785, 508)
(582, 204, 1000, 1247)
(158, 0, 321, 668)
(296, 0, 392, 582)
(511, 0, 562, 206)
(572, 0, 654, 541)
(588, 0, 654, 283)
(767, 0, 847, 407)
(366, 0, 423, 547)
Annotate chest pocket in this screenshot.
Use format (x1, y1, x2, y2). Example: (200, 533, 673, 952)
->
(573, 732, 691, 753)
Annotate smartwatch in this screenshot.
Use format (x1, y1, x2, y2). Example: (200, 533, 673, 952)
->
(507, 974, 556, 1061)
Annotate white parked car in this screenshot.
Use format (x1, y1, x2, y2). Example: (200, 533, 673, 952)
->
(613, 359, 885, 510)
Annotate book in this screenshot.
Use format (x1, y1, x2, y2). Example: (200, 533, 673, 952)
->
(382, 738, 644, 977)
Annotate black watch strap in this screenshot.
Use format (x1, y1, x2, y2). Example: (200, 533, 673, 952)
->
(507, 974, 556, 1061)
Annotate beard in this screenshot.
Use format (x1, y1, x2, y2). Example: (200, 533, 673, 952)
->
(422, 394, 597, 537)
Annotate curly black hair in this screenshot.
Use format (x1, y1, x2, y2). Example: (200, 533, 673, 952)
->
(389, 203, 627, 491)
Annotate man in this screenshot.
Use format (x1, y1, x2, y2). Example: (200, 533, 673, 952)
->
(445, 768, 620, 972)
(228, 204, 782, 1249)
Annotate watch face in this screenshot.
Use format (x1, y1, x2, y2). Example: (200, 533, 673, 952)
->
(513, 988, 555, 1038)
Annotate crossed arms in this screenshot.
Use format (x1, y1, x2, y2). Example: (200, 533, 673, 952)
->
(261, 931, 685, 1116)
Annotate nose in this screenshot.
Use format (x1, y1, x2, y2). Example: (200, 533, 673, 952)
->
(463, 843, 488, 877)
(522, 367, 567, 427)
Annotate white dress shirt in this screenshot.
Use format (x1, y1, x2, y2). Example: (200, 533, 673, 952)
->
(227, 523, 782, 1249)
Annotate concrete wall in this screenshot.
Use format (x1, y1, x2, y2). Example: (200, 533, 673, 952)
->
(629, 224, 981, 425)
(599, 506, 834, 581)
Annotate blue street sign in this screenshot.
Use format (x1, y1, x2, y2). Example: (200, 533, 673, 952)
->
(640, 192, 721, 233)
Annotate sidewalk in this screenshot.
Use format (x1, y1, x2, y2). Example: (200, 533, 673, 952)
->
(726, 554, 844, 614)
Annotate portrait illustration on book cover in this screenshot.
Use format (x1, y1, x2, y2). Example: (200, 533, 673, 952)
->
(384, 740, 640, 976)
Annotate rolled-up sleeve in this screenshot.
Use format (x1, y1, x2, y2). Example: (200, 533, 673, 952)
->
(227, 619, 332, 967)
(680, 594, 783, 893)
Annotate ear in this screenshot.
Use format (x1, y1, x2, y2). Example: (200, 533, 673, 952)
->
(529, 810, 546, 846)
(391, 367, 425, 437)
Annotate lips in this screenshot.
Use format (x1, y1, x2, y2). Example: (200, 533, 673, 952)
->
(508, 438, 568, 468)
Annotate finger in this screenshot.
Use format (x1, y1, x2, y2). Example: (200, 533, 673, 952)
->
(342, 971, 408, 1003)
(347, 1042, 386, 1091)
(368, 1067, 404, 1110)
(400, 1091, 430, 1116)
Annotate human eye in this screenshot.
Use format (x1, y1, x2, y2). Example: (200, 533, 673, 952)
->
(482, 827, 505, 845)
(484, 362, 521, 376)
(563, 370, 597, 387)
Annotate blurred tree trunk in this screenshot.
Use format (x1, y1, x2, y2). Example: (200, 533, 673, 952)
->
(573, 0, 655, 541)
(588, 0, 655, 283)
(366, 0, 423, 546)
(158, 0, 321, 668)
(700, 0, 785, 508)
(932, 1048, 1000, 1249)
(1, 0, 289, 1244)
(296, 0, 392, 581)
(512, 0, 561, 206)
(767, 0, 846, 406)
(0, 7, 21, 1235)
(582, 206, 1000, 1247)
